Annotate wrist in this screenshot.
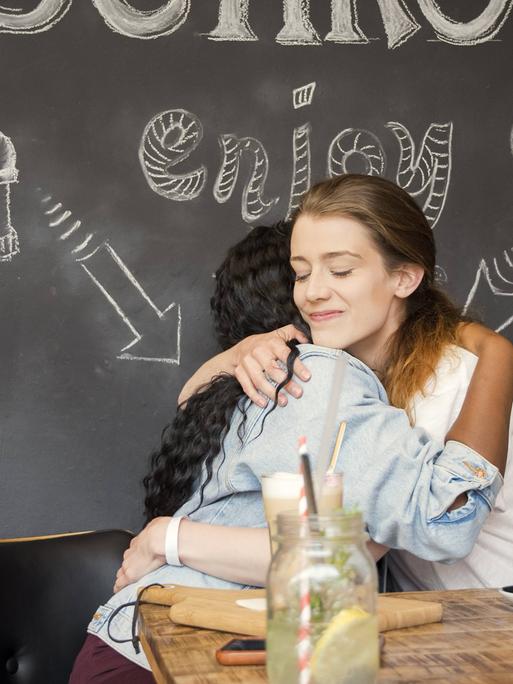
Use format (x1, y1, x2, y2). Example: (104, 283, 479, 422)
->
(227, 342, 245, 371)
(164, 516, 187, 566)
(176, 517, 194, 566)
(149, 516, 171, 561)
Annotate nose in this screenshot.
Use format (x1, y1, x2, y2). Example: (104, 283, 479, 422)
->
(304, 269, 330, 302)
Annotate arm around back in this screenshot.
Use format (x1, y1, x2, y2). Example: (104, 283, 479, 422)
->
(238, 346, 502, 563)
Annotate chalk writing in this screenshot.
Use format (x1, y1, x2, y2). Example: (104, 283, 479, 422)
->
(0, 0, 70, 34)
(288, 123, 311, 219)
(293, 82, 316, 109)
(92, 0, 190, 40)
(140, 102, 452, 229)
(0, 131, 19, 262)
(328, 129, 386, 178)
(206, 0, 256, 41)
(213, 135, 279, 222)
(275, 0, 321, 45)
(377, 0, 421, 49)
(139, 109, 206, 202)
(387, 121, 452, 228)
(417, 0, 513, 46)
(1, 0, 512, 46)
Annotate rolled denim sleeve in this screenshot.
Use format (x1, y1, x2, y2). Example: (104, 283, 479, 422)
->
(335, 391, 503, 561)
(429, 440, 501, 518)
(362, 439, 502, 562)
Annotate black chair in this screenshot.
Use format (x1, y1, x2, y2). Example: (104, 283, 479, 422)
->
(0, 529, 133, 684)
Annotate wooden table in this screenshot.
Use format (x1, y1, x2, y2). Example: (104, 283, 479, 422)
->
(139, 588, 513, 683)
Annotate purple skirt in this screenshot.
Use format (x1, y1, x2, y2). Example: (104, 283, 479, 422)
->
(69, 634, 155, 683)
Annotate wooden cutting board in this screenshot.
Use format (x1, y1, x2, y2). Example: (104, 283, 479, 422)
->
(377, 595, 443, 631)
(141, 585, 443, 636)
(140, 584, 266, 606)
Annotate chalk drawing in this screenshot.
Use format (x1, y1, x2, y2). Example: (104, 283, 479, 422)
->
(71, 233, 94, 253)
(41, 194, 101, 259)
(81, 243, 181, 364)
(0, 131, 19, 262)
(1, 0, 513, 44)
(139, 109, 206, 202)
(417, 0, 513, 45)
(213, 134, 279, 223)
(326, 0, 420, 49)
(45, 201, 62, 215)
(387, 121, 452, 229)
(434, 265, 447, 284)
(293, 82, 316, 109)
(0, 0, 70, 34)
(92, 0, 190, 39)
(206, 0, 422, 47)
(60, 220, 81, 240)
(288, 83, 315, 218)
(206, 0, 257, 41)
(49, 210, 71, 227)
(287, 123, 311, 219)
(276, 0, 321, 45)
(463, 252, 513, 333)
(325, 0, 369, 44)
(328, 129, 386, 178)
(40, 195, 181, 363)
(378, 0, 421, 49)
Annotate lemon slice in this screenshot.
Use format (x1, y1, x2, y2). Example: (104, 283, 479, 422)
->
(311, 606, 379, 684)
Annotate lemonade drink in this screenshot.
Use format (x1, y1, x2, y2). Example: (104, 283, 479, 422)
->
(267, 608, 379, 684)
(266, 511, 378, 684)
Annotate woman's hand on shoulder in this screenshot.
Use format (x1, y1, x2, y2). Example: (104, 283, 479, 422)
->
(233, 324, 311, 407)
(113, 517, 169, 592)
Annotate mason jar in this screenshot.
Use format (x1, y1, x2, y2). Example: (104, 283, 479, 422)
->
(266, 511, 379, 684)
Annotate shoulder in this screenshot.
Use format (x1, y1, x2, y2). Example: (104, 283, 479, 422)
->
(420, 344, 477, 398)
(297, 344, 383, 382)
(295, 344, 388, 405)
(412, 344, 477, 439)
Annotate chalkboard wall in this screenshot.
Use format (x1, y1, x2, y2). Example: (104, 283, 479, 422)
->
(2, 0, 513, 536)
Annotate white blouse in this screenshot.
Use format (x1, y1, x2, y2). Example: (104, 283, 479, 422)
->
(388, 345, 513, 590)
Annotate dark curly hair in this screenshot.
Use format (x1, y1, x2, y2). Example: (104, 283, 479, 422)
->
(143, 222, 306, 522)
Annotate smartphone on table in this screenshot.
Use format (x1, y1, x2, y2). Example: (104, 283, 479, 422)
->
(499, 585, 513, 601)
(215, 638, 266, 666)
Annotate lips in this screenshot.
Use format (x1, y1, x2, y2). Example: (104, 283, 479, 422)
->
(308, 310, 344, 322)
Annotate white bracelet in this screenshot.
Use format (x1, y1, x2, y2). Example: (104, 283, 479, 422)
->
(164, 516, 185, 566)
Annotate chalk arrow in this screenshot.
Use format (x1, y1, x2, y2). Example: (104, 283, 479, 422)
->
(80, 242, 181, 364)
(463, 258, 513, 334)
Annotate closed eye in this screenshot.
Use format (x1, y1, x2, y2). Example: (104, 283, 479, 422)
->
(294, 273, 310, 282)
(332, 269, 353, 278)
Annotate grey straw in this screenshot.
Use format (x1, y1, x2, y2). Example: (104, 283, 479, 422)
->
(301, 451, 318, 516)
(314, 352, 347, 499)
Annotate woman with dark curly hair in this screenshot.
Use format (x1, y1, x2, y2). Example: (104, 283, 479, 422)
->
(71, 221, 307, 682)
(143, 221, 306, 523)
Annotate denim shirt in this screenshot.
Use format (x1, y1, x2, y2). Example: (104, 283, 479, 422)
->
(89, 344, 501, 667)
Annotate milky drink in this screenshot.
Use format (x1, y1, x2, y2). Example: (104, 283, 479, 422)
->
(262, 471, 343, 553)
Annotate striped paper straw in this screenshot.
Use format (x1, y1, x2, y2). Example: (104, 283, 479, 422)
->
(297, 436, 311, 684)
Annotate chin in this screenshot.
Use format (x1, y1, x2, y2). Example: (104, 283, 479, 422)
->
(311, 332, 349, 350)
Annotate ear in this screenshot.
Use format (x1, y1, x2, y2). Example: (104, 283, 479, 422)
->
(393, 263, 425, 299)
